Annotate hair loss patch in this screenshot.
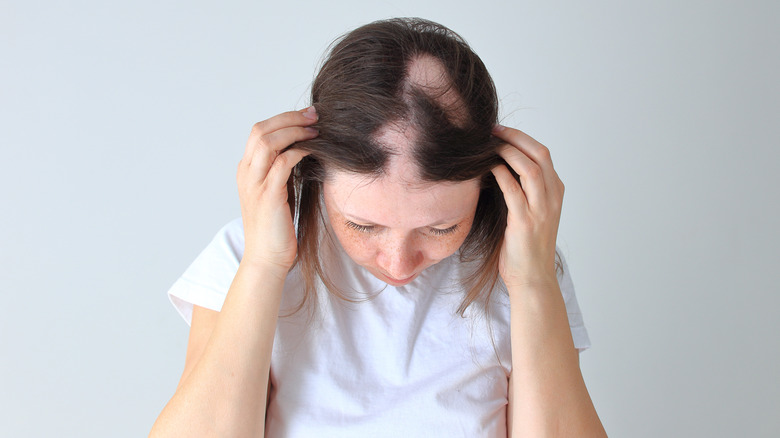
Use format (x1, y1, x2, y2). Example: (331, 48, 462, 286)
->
(402, 54, 469, 128)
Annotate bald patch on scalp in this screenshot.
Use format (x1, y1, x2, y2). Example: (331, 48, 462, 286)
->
(403, 54, 469, 128)
(371, 54, 473, 187)
(372, 127, 424, 188)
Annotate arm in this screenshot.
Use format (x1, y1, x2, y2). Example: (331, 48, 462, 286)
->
(505, 282, 604, 437)
(150, 108, 319, 437)
(491, 125, 606, 437)
(150, 264, 287, 437)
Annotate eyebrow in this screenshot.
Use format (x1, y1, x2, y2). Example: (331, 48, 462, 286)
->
(343, 213, 462, 228)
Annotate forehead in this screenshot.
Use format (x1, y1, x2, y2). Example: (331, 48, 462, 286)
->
(323, 170, 480, 226)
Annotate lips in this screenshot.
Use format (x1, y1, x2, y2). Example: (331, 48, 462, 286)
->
(382, 273, 416, 286)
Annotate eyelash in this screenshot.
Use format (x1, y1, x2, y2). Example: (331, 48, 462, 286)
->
(344, 221, 458, 236)
(429, 224, 459, 236)
(345, 221, 374, 233)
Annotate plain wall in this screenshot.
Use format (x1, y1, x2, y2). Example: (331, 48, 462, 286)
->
(1, 0, 778, 436)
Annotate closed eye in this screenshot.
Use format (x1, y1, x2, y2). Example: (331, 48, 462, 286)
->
(345, 220, 459, 236)
(429, 224, 458, 236)
(345, 220, 375, 233)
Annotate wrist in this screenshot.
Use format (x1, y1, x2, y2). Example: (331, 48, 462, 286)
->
(504, 276, 561, 303)
(502, 271, 558, 292)
(238, 256, 292, 282)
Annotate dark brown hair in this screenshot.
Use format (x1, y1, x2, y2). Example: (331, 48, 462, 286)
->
(287, 17, 562, 318)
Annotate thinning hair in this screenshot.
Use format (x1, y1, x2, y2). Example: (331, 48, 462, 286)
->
(287, 17, 563, 320)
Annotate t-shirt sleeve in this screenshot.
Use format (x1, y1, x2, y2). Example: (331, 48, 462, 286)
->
(556, 247, 592, 352)
(166, 217, 245, 326)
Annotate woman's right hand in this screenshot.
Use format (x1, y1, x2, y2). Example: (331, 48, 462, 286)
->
(237, 107, 318, 276)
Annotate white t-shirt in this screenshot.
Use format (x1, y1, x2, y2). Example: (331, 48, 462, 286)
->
(167, 217, 591, 437)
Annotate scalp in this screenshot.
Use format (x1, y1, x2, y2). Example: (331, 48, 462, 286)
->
(375, 54, 471, 185)
(403, 54, 469, 128)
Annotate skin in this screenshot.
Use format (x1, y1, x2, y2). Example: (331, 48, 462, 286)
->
(151, 107, 607, 436)
(323, 172, 479, 286)
(321, 126, 481, 286)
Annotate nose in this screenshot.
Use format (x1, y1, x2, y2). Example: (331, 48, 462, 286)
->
(376, 235, 423, 280)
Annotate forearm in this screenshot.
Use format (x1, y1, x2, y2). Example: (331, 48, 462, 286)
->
(150, 262, 286, 438)
(508, 280, 606, 437)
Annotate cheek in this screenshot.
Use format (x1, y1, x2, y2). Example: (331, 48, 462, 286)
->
(424, 219, 476, 261)
(323, 200, 374, 262)
(330, 224, 376, 263)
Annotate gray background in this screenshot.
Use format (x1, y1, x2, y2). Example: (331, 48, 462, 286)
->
(2, 0, 778, 436)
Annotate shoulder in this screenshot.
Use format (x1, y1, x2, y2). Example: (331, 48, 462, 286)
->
(215, 217, 245, 254)
(166, 217, 245, 324)
(194, 217, 246, 265)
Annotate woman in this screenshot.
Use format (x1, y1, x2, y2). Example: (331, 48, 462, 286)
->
(151, 18, 606, 437)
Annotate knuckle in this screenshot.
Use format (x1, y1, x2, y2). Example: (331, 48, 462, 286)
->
(273, 152, 290, 169)
(537, 145, 551, 159)
(237, 162, 250, 178)
(506, 178, 522, 194)
(250, 122, 265, 137)
(249, 139, 273, 159)
(527, 165, 542, 180)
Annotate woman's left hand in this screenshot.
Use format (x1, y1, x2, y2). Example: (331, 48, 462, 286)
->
(490, 125, 565, 291)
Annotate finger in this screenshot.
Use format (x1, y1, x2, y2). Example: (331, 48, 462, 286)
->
(496, 143, 546, 209)
(264, 126, 319, 153)
(243, 107, 319, 160)
(491, 164, 528, 214)
(246, 126, 318, 182)
(492, 125, 561, 195)
(266, 148, 311, 193)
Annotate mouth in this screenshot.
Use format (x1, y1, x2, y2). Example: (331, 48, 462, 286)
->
(381, 273, 417, 286)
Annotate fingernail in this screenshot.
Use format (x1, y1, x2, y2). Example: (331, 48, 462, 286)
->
(304, 126, 319, 135)
(492, 124, 505, 133)
(302, 106, 318, 120)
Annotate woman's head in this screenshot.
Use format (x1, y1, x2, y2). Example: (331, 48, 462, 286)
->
(289, 17, 510, 315)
